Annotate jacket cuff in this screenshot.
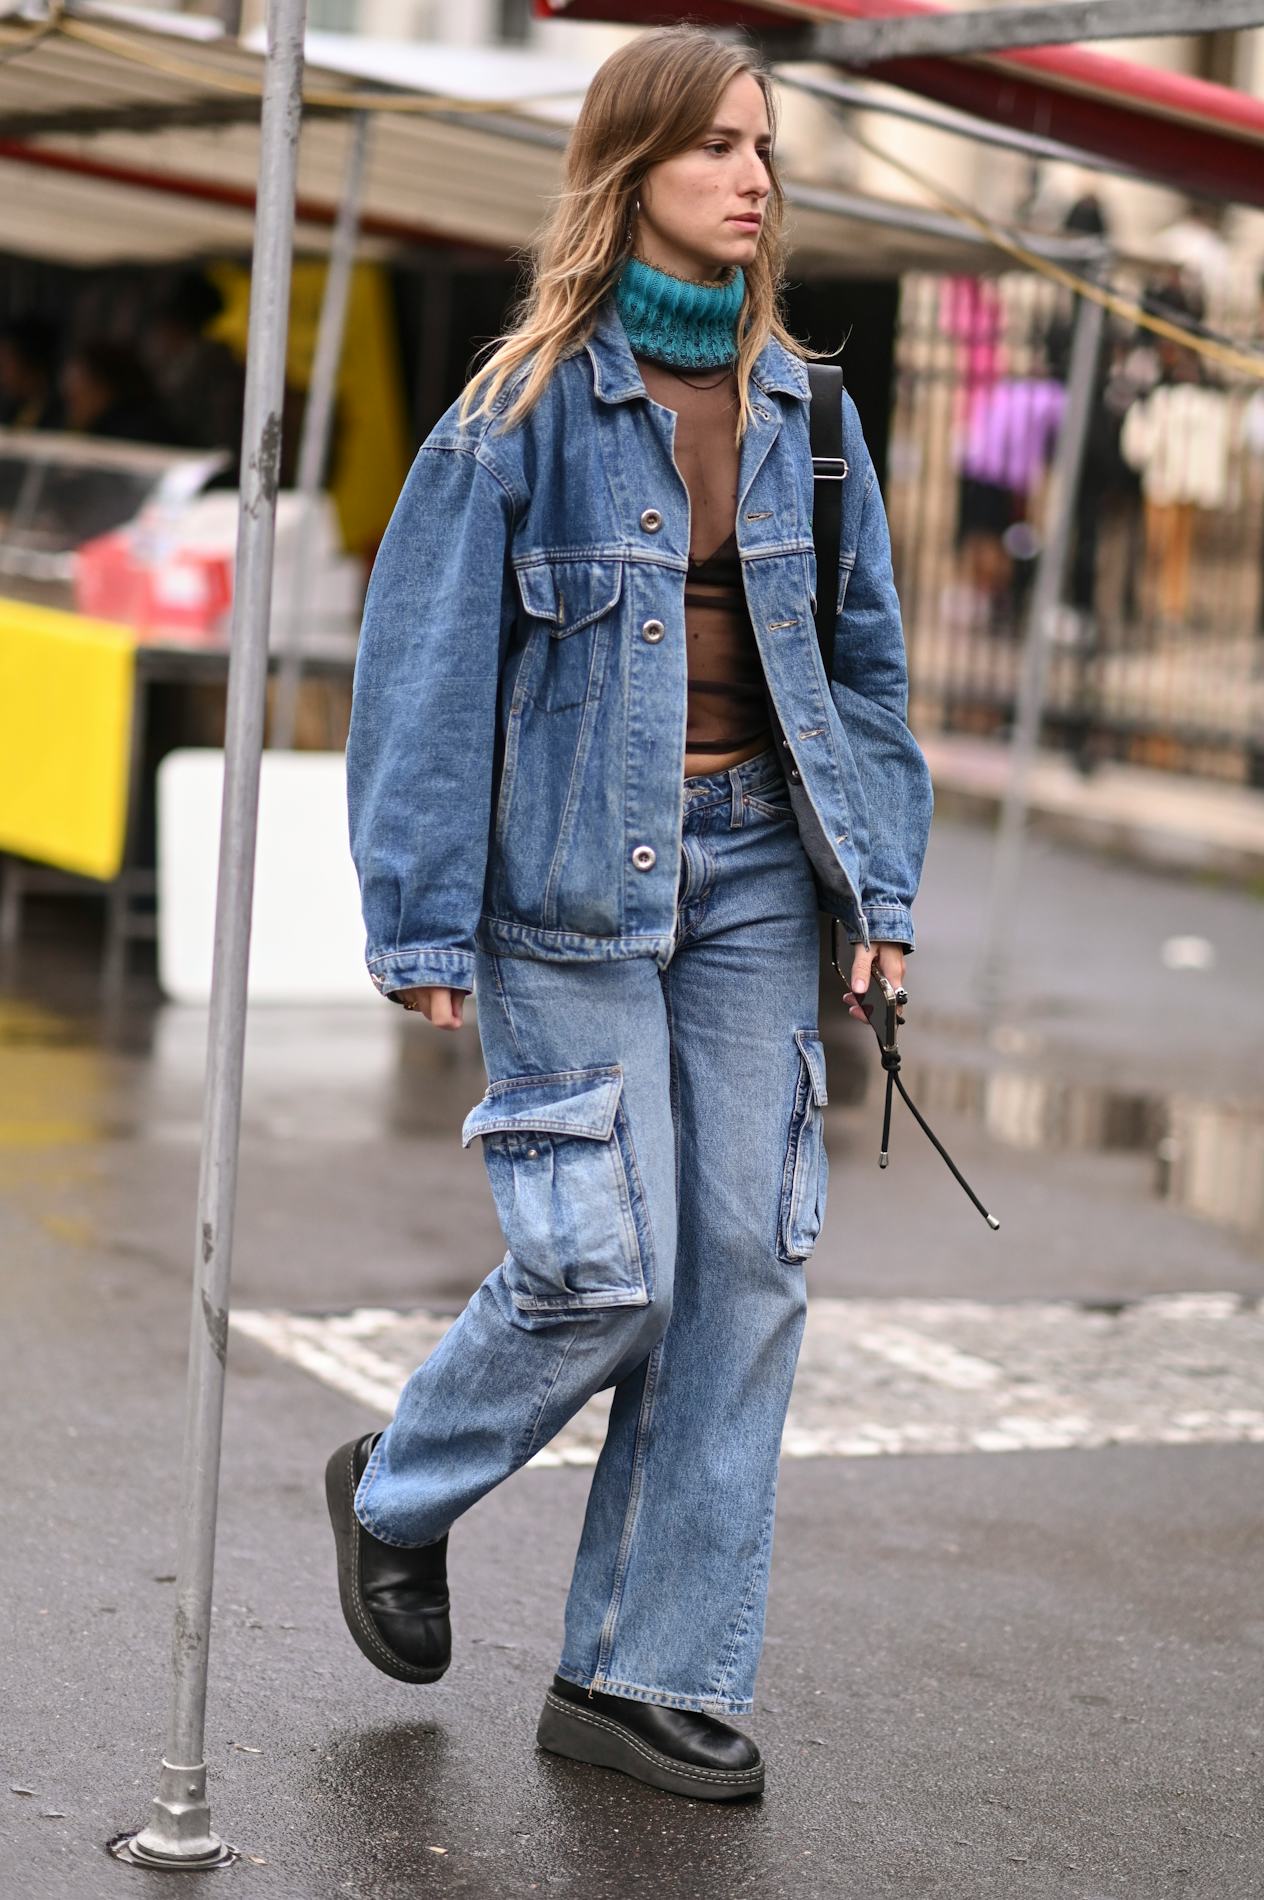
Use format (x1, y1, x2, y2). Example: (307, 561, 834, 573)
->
(855, 902, 916, 952)
(367, 948, 476, 1000)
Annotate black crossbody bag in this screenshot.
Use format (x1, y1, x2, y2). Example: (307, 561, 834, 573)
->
(806, 363, 998, 1230)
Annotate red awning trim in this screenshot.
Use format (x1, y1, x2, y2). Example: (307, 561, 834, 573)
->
(536, 0, 1264, 207)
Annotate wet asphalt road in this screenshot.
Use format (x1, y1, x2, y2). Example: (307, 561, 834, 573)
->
(1, 815, 1262, 1900)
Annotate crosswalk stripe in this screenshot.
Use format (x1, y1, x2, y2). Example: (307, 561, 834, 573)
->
(230, 1292, 1264, 1463)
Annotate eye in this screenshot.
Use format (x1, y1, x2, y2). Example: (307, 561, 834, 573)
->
(704, 141, 729, 155)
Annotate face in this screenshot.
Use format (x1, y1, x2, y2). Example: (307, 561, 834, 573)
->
(635, 71, 771, 283)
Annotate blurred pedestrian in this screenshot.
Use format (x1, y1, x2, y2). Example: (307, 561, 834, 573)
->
(952, 325, 1067, 632)
(0, 315, 63, 430)
(1120, 308, 1232, 628)
(328, 24, 932, 1802)
(60, 339, 170, 444)
(142, 269, 245, 467)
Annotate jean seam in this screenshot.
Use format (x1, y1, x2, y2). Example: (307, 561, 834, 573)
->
(684, 836, 717, 937)
(711, 1484, 777, 1705)
(613, 1098, 656, 1305)
(776, 1045, 809, 1262)
(743, 795, 794, 822)
(592, 1336, 663, 1689)
(518, 1330, 580, 1467)
(551, 1666, 754, 1717)
(486, 950, 527, 1065)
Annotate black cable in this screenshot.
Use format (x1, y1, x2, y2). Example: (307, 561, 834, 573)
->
(872, 1036, 1001, 1230)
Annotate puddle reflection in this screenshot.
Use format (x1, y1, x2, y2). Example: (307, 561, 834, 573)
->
(881, 1048, 1264, 1245)
(4, 975, 1262, 1247)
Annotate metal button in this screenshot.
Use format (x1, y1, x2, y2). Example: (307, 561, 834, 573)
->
(641, 618, 665, 644)
(639, 508, 663, 533)
(631, 844, 656, 871)
(526, 1147, 540, 1159)
(777, 737, 802, 784)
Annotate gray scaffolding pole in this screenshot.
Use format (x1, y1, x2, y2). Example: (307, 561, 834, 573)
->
(109, 0, 309, 1869)
(974, 277, 1108, 1012)
(810, 0, 1264, 63)
(271, 107, 370, 752)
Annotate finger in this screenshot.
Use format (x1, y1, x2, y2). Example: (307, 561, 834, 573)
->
(876, 943, 906, 990)
(849, 944, 876, 994)
(400, 985, 445, 1025)
(427, 988, 462, 1030)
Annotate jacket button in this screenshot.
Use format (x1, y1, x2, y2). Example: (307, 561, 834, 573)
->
(641, 618, 665, 643)
(631, 844, 656, 871)
(639, 508, 663, 533)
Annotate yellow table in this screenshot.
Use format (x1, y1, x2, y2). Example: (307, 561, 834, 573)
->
(0, 596, 135, 882)
(0, 594, 357, 988)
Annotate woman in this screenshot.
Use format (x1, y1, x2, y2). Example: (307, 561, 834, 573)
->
(328, 25, 932, 1802)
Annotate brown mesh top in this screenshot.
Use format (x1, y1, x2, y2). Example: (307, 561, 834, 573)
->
(635, 355, 776, 767)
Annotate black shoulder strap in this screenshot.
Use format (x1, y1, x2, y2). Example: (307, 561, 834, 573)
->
(806, 363, 846, 674)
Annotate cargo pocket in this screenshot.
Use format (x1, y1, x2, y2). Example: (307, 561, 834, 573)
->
(461, 1063, 652, 1317)
(777, 1030, 830, 1263)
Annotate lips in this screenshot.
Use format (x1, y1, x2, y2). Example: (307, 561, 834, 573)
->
(728, 216, 762, 228)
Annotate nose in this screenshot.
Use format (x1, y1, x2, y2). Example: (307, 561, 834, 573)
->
(742, 152, 770, 202)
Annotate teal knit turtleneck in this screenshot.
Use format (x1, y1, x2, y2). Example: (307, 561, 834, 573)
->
(613, 254, 745, 370)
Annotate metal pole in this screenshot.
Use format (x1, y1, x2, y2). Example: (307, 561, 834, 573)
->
(110, 0, 308, 1869)
(974, 279, 1107, 1010)
(270, 109, 370, 752)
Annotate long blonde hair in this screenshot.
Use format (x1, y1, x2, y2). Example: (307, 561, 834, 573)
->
(457, 25, 825, 447)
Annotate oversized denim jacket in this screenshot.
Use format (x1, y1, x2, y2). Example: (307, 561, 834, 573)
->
(346, 297, 933, 999)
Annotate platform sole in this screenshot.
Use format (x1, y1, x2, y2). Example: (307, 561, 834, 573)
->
(323, 1440, 449, 1685)
(536, 1690, 765, 1800)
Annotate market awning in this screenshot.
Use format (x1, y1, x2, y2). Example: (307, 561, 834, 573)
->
(0, 5, 1100, 272)
(540, 0, 1264, 210)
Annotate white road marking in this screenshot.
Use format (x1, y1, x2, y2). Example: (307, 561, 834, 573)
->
(230, 1293, 1264, 1464)
(848, 1322, 1002, 1390)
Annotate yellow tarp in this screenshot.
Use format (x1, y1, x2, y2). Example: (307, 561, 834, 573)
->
(211, 258, 410, 559)
(0, 598, 136, 881)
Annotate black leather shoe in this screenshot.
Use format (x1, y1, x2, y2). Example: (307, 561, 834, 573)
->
(324, 1432, 450, 1684)
(537, 1673, 764, 1800)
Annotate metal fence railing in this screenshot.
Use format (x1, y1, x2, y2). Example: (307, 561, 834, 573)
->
(888, 270, 1264, 785)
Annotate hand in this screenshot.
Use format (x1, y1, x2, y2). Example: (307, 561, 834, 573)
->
(394, 985, 467, 1030)
(843, 940, 906, 1025)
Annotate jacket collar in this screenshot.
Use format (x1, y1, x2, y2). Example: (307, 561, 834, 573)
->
(580, 294, 810, 405)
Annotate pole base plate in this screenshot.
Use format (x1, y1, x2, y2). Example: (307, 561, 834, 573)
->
(106, 1831, 239, 1870)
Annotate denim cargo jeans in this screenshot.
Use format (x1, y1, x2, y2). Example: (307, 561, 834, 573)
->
(353, 744, 828, 1716)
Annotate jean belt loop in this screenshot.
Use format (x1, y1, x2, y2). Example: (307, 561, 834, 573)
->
(728, 765, 745, 829)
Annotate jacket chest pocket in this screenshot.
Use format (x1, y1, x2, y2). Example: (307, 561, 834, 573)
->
(461, 1063, 653, 1321)
(777, 1029, 830, 1263)
(513, 559, 624, 712)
